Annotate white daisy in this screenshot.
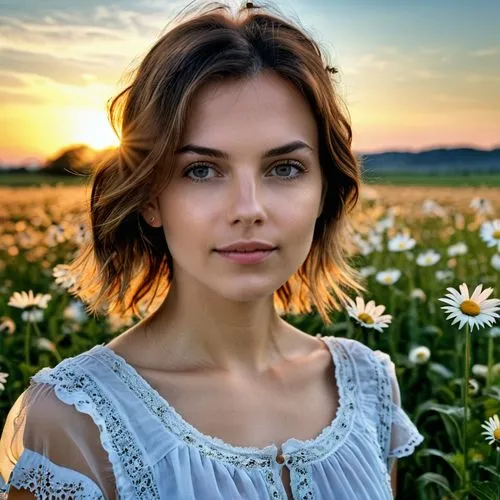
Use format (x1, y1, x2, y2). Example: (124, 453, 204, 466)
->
(489, 327, 500, 338)
(422, 199, 446, 217)
(63, 300, 88, 323)
(358, 240, 374, 256)
(479, 219, 500, 250)
(468, 378, 480, 396)
(471, 197, 494, 216)
(52, 264, 80, 293)
(8, 290, 51, 310)
(21, 309, 44, 323)
(388, 233, 416, 252)
(472, 364, 488, 378)
(409, 346, 431, 364)
(359, 266, 377, 278)
(447, 242, 468, 257)
(410, 288, 426, 303)
(36, 337, 57, 353)
(0, 371, 8, 391)
(416, 250, 441, 267)
(491, 254, 500, 271)
(375, 215, 395, 233)
(435, 269, 454, 283)
(367, 231, 383, 251)
(480, 414, 500, 446)
(438, 283, 500, 331)
(345, 296, 392, 332)
(375, 269, 402, 286)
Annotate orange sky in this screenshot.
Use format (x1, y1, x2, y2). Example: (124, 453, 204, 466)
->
(1, 1, 499, 165)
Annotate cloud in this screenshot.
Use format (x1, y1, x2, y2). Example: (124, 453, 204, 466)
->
(0, 4, 178, 89)
(418, 47, 445, 55)
(469, 47, 500, 57)
(343, 52, 392, 75)
(412, 69, 445, 80)
(0, 48, 122, 86)
(394, 68, 445, 83)
(464, 73, 500, 83)
(0, 72, 26, 88)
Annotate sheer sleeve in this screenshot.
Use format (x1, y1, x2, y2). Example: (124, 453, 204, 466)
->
(373, 350, 425, 473)
(0, 379, 116, 499)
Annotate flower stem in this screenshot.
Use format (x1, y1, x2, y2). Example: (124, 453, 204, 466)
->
(462, 322, 471, 494)
(32, 321, 42, 338)
(24, 321, 32, 366)
(486, 334, 494, 390)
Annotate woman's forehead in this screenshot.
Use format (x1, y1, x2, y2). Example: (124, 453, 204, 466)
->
(181, 72, 318, 149)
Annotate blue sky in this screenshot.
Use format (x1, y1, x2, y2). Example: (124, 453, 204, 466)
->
(0, 0, 499, 163)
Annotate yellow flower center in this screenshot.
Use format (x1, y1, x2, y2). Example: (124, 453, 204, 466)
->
(398, 242, 405, 249)
(493, 230, 500, 239)
(383, 276, 392, 284)
(358, 313, 374, 324)
(494, 428, 500, 440)
(460, 300, 480, 316)
(416, 352, 427, 361)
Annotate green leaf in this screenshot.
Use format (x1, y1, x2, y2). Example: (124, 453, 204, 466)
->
(479, 465, 500, 480)
(416, 472, 459, 499)
(483, 386, 500, 402)
(429, 362, 454, 379)
(470, 481, 500, 500)
(415, 448, 461, 479)
(415, 401, 466, 450)
(421, 325, 444, 337)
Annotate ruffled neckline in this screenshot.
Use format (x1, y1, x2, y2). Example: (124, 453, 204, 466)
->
(90, 335, 359, 468)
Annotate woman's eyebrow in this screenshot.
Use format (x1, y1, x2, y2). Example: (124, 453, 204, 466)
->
(174, 140, 313, 159)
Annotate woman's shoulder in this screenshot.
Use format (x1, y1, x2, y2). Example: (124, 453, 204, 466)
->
(30, 343, 107, 383)
(327, 335, 393, 367)
(326, 336, 396, 396)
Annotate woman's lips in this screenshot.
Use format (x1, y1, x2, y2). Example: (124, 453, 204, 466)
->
(215, 249, 277, 264)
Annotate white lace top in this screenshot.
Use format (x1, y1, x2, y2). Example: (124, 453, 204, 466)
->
(0, 335, 424, 499)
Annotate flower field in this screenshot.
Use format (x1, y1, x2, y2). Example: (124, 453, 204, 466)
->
(0, 183, 499, 499)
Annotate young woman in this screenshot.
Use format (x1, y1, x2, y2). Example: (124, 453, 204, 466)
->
(0, 2, 423, 498)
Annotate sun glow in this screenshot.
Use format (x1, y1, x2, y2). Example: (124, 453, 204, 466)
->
(71, 109, 120, 150)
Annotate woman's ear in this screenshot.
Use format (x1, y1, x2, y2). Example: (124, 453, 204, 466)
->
(140, 197, 162, 227)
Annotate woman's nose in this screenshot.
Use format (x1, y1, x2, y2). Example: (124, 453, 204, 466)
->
(226, 173, 267, 225)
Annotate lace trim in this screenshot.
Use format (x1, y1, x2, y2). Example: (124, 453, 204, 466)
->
(290, 463, 314, 500)
(90, 336, 358, 499)
(32, 360, 161, 499)
(93, 337, 357, 461)
(388, 405, 425, 458)
(364, 350, 394, 497)
(5, 449, 103, 499)
(368, 352, 392, 462)
(389, 432, 425, 458)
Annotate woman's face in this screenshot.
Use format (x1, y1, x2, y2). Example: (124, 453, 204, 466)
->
(155, 70, 324, 302)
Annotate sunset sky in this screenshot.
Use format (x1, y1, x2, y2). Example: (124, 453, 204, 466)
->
(0, 0, 499, 165)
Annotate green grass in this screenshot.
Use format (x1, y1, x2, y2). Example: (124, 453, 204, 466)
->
(0, 173, 89, 187)
(363, 173, 500, 187)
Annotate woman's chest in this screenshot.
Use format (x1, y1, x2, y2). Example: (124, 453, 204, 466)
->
(138, 348, 339, 449)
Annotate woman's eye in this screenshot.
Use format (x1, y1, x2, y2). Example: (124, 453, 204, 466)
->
(183, 161, 305, 183)
(183, 164, 217, 183)
(270, 162, 305, 181)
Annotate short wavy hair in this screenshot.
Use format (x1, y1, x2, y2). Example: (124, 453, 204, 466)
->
(69, 0, 365, 325)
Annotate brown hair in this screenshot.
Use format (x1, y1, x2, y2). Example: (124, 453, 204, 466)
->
(69, 0, 365, 326)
